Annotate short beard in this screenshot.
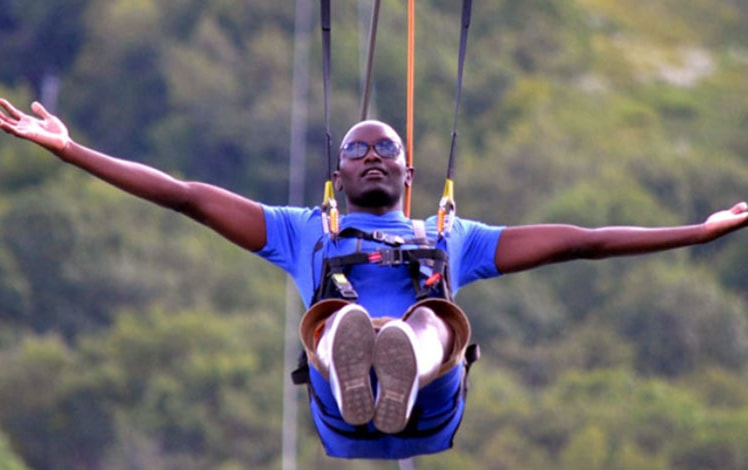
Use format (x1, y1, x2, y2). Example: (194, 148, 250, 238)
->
(349, 188, 400, 209)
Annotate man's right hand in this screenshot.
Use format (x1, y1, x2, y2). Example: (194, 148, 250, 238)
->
(0, 99, 71, 152)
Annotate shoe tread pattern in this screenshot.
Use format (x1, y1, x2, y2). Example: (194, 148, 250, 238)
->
(331, 309, 376, 425)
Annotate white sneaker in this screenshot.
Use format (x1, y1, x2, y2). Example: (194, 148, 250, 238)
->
(372, 321, 419, 434)
(329, 305, 376, 426)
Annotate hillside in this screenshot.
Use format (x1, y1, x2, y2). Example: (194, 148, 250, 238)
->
(0, 1, 747, 468)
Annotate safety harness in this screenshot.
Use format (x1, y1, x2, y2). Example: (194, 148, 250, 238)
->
(292, 219, 480, 440)
(311, 220, 452, 304)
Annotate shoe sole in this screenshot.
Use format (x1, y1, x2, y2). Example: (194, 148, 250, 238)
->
(330, 309, 376, 425)
(373, 326, 418, 434)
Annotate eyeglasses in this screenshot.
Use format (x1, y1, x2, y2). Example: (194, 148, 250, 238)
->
(339, 139, 403, 160)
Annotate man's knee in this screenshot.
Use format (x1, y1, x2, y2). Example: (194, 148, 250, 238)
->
(403, 299, 471, 377)
(299, 299, 351, 378)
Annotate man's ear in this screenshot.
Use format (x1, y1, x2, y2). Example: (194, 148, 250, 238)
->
(405, 166, 415, 187)
(333, 171, 343, 191)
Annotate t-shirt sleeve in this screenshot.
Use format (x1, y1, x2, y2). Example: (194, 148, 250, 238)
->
(452, 218, 504, 287)
(257, 205, 318, 276)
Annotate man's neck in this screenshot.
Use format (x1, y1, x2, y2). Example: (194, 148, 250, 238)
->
(346, 203, 403, 216)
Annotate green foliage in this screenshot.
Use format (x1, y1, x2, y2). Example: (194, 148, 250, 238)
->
(0, 0, 87, 92)
(607, 262, 748, 376)
(0, 172, 284, 338)
(0, 0, 747, 468)
(559, 424, 607, 469)
(454, 365, 748, 469)
(0, 430, 27, 470)
(0, 309, 286, 469)
(0, 334, 109, 469)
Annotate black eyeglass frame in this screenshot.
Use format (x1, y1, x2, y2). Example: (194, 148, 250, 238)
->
(338, 139, 403, 160)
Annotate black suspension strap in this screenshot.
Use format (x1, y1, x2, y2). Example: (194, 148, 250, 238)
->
(437, 0, 473, 236)
(320, 0, 339, 235)
(360, 0, 382, 120)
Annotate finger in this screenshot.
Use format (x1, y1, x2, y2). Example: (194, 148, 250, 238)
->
(731, 202, 748, 214)
(0, 104, 15, 127)
(0, 99, 14, 120)
(31, 101, 50, 119)
(0, 98, 23, 119)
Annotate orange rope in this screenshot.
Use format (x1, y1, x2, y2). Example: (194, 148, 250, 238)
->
(405, 0, 415, 217)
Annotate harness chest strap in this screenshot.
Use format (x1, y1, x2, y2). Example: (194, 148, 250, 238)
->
(313, 220, 453, 303)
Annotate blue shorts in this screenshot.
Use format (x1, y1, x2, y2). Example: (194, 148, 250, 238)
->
(308, 363, 466, 460)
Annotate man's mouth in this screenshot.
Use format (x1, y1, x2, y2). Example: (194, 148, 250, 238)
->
(362, 168, 386, 177)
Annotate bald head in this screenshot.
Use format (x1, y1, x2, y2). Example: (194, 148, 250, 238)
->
(333, 120, 413, 215)
(340, 120, 404, 152)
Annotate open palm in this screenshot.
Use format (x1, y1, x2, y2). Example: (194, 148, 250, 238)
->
(704, 202, 748, 237)
(0, 99, 70, 152)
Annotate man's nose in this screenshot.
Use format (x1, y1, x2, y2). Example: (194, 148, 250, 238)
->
(363, 146, 381, 161)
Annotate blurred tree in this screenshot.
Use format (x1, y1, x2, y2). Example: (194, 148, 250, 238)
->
(62, 0, 167, 156)
(0, 334, 111, 470)
(0, 174, 285, 339)
(608, 262, 748, 376)
(0, 308, 287, 469)
(0, 1, 747, 467)
(0, 0, 88, 103)
(0, 430, 28, 470)
(80, 308, 285, 469)
(560, 424, 607, 470)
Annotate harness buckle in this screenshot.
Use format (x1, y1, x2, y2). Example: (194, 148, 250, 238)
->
(371, 231, 405, 246)
(331, 273, 358, 300)
(373, 249, 406, 266)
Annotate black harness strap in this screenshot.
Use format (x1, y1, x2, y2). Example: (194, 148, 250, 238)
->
(320, 0, 333, 181)
(338, 226, 433, 247)
(312, 221, 452, 304)
(325, 248, 447, 268)
(446, 0, 473, 183)
(360, 0, 382, 120)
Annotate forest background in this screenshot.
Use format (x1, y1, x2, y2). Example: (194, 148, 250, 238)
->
(1, 1, 748, 469)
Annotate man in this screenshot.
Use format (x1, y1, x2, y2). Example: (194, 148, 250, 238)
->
(1, 99, 747, 459)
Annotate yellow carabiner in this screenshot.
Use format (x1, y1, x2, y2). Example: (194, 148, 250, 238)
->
(321, 180, 339, 236)
(437, 178, 455, 236)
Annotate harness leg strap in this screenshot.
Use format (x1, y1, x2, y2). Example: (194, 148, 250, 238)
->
(402, 298, 472, 378)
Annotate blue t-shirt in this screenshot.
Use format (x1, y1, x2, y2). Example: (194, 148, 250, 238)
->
(259, 207, 503, 314)
(258, 206, 504, 459)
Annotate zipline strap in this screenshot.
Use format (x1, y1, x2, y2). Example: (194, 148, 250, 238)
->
(447, 0, 472, 181)
(438, 0, 473, 236)
(320, 0, 339, 235)
(320, 0, 332, 179)
(360, 0, 381, 120)
(405, 0, 415, 218)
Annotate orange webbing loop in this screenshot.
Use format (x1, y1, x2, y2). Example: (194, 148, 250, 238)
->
(405, 0, 415, 218)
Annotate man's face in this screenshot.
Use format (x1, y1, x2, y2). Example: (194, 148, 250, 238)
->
(333, 121, 413, 214)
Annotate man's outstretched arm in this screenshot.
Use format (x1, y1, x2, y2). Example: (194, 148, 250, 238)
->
(495, 202, 748, 274)
(0, 99, 266, 252)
